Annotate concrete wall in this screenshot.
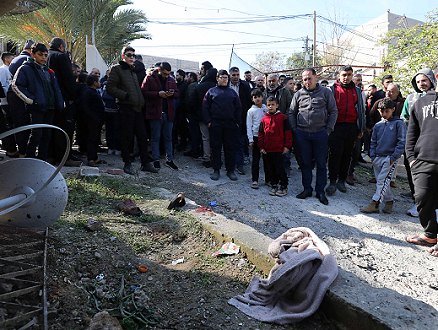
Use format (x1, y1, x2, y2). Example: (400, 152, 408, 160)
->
(140, 55, 199, 73)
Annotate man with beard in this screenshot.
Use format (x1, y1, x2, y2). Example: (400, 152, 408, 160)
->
(326, 65, 365, 196)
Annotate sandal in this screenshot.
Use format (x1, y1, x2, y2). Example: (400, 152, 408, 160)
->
(406, 235, 437, 247)
(117, 198, 143, 216)
(429, 245, 438, 257)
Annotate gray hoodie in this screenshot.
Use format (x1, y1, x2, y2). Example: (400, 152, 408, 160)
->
(401, 68, 437, 124)
(289, 84, 338, 133)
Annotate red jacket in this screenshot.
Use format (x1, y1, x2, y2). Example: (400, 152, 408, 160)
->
(333, 81, 358, 124)
(141, 71, 180, 121)
(258, 111, 292, 153)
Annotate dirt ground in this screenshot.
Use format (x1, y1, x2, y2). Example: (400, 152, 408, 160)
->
(45, 174, 337, 330)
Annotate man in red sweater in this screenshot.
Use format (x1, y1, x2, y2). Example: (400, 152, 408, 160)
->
(327, 66, 366, 195)
(258, 96, 292, 197)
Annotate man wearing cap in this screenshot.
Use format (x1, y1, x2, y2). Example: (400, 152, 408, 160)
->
(7, 40, 34, 158)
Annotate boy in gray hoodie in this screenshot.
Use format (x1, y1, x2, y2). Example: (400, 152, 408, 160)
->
(361, 97, 406, 214)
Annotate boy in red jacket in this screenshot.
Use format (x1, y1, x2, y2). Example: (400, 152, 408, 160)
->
(258, 96, 293, 196)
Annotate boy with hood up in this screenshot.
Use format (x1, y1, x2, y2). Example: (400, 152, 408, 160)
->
(400, 68, 437, 217)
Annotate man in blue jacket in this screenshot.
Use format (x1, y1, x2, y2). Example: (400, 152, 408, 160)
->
(203, 69, 242, 181)
(11, 43, 64, 161)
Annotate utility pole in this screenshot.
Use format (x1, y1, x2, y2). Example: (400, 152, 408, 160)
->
(303, 36, 310, 66)
(313, 11, 316, 67)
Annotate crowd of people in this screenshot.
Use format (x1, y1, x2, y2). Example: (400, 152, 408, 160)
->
(0, 40, 437, 256)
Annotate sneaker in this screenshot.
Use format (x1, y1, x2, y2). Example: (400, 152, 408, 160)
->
(243, 156, 250, 165)
(236, 166, 245, 175)
(326, 182, 337, 196)
(107, 149, 115, 155)
(166, 160, 178, 170)
(269, 185, 278, 196)
(141, 162, 159, 173)
(123, 163, 135, 175)
(407, 204, 419, 217)
(276, 187, 288, 197)
(210, 170, 220, 180)
(154, 161, 161, 169)
(226, 170, 237, 181)
(251, 181, 259, 189)
(337, 180, 347, 193)
(88, 158, 107, 167)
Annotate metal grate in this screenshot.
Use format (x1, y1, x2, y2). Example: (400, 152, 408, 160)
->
(0, 225, 48, 329)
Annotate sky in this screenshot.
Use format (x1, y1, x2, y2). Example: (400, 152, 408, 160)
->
(128, 0, 438, 72)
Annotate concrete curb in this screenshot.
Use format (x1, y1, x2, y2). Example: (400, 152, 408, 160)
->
(155, 188, 437, 330)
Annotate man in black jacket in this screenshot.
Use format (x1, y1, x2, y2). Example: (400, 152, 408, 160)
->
(47, 37, 80, 166)
(188, 62, 217, 167)
(173, 69, 188, 151)
(405, 89, 438, 255)
(229, 67, 251, 175)
(7, 39, 34, 157)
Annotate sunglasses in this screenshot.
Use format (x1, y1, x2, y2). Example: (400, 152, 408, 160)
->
(124, 53, 136, 58)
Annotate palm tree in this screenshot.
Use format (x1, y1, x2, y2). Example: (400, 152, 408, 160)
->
(0, 0, 150, 66)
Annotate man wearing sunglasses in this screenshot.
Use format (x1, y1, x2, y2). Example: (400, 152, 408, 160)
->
(106, 46, 157, 174)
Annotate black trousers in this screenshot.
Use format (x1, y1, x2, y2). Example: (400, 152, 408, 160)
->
(403, 151, 415, 199)
(0, 104, 17, 153)
(51, 102, 75, 162)
(411, 160, 438, 239)
(87, 115, 104, 161)
(328, 122, 358, 181)
(119, 104, 149, 165)
(26, 108, 55, 161)
(265, 152, 287, 188)
(348, 137, 362, 175)
(172, 107, 188, 147)
(251, 136, 269, 182)
(209, 120, 237, 171)
(7, 91, 30, 155)
(75, 106, 88, 153)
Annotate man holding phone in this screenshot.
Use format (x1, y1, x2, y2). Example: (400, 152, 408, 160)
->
(142, 62, 180, 170)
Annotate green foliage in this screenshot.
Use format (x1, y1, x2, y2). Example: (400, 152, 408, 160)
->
(0, 0, 150, 66)
(285, 51, 323, 75)
(376, 10, 438, 94)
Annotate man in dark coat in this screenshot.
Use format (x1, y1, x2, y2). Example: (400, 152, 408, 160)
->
(142, 61, 180, 170)
(173, 69, 189, 151)
(229, 67, 251, 175)
(107, 45, 157, 174)
(188, 62, 217, 167)
(7, 39, 34, 157)
(47, 37, 79, 166)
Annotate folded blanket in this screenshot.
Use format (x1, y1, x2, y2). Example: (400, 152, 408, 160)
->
(228, 227, 338, 324)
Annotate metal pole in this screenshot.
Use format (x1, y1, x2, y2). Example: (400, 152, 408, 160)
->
(313, 11, 316, 67)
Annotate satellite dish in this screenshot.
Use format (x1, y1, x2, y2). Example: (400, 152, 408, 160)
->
(0, 124, 70, 228)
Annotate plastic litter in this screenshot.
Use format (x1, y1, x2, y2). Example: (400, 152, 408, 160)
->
(96, 274, 104, 281)
(212, 242, 240, 256)
(209, 200, 217, 206)
(171, 257, 184, 265)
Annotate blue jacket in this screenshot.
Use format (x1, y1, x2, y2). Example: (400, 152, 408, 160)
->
(202, 85, 242, 125)
(370, 116, 406, 162)
(12, 58, 64, 112)
(9, 50, 32, 77)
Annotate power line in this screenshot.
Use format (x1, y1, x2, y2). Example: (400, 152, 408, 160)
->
(137, 39, 304, 48)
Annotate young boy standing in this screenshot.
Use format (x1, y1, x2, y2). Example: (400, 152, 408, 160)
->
(258, 96, 292, 197)
(361, 97, 406, 214)
(246, 89, 268, 189)
(12, 43, 64, 161)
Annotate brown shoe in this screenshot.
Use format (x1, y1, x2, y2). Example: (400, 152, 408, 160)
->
(360, 200, 380, 213)
(346, 174, 355, 186)
(382, 201, 393, 214)
(390, 181, 396, 188)
(369, 178, 377, 183)
(117, 198, 143, 216)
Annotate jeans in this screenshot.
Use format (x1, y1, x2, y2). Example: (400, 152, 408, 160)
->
(149, 113, 173, 162)
(295, 129, 328, 195)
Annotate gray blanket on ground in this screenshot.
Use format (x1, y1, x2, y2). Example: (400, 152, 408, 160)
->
(228, 227, 338, 324)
